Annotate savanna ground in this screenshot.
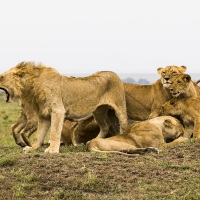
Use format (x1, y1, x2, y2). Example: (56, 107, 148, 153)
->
(0, 93, 199, 200)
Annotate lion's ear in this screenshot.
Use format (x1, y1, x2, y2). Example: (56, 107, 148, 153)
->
(169, 98, 177, 105)
(179, 66, 187, 73)
(164, 119, 172, 127)
(183, 74, 191, 83)
(157, 68, 163, 74)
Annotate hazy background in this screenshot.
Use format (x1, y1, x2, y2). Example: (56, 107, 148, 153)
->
(0, 0, 200, 82)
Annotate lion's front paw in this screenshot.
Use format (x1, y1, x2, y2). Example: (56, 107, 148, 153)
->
(23, 146, 33, 153)
(176, 136, 188, 142)
(44, 147, 59, 153)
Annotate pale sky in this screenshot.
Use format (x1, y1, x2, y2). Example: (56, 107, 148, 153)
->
(0, 0, 200, 75)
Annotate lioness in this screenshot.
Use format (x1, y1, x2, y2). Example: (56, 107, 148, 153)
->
(125, 65, 187, 120)
(169, 74, 200, 98)
(87, 116, 187, 154)
(0, 62, 128, 153)
(152, 97, 200, 139)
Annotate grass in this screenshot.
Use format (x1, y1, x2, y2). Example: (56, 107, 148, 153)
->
(0, 94, 200, 199)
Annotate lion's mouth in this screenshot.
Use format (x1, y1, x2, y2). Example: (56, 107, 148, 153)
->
(0, 87, 10, 102)
(171, 92, 180, 97)
(163, 82, 171, 88)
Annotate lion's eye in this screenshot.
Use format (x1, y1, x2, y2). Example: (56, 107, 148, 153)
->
(177, 81, 180, 84)
(172, 72, 177, 76)
(0, 76, 4, 81)
(162, 71, 166, 75)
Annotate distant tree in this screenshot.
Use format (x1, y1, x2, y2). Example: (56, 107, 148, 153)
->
(123, 77, 136, 83)
(122, 77, 150, 84)
(137, 78, 150, 84)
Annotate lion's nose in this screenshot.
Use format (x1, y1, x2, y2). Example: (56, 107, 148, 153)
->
(165, 78, 170, 81)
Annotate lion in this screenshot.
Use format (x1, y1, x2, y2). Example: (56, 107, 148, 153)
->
(124, 65, 187, 120)
(169, 74, 200, 98)
(87, 116, 187, 154)
(151, 97, 200, 139)
(0, 61, 128, 153)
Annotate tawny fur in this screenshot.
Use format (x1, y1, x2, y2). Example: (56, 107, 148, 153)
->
(152, 97, 200, 139)
(87, 116, 187, 154)
(124, 65, 187, 120)
(0, 62, 128, 153)
(9, 65, 187, 147)
(169, 74, 200, 98)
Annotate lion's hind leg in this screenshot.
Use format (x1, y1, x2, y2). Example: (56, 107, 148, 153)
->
(93, 105, 110, 138)
(111, 105, 128, 134)
(21, 122, 38, 147)
(87, 138, 159, 155)
(11, 114, 27, 147)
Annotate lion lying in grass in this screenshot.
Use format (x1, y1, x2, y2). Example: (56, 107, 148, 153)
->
(151, 97, 200, 139)
(0, 62, 128, 153)
(125, 65, 187, 120)
(87, 116, 187, 154)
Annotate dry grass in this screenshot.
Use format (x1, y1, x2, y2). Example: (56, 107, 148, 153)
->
(0, 94, 200, 200)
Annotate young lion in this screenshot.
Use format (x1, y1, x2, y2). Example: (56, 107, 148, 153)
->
(153, 97, 200, 139)
(169, 74, 200, 98)
(87, 116, 187, 154)
(0, 62, 128, 153)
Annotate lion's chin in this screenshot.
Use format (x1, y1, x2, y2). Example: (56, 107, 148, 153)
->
(0, 87, 10, 102)
(163, 83, 171, 88)
(171, 92, 180, 98)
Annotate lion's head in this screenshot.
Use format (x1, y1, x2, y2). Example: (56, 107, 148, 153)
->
(157, 65, 187, 88)
(0, 67, 22, 101)
(0, 61, 52, 103)
(169, 74, 191, 97)
(162, 117, 185, 140)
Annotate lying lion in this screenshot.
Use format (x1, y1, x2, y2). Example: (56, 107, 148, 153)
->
(0, 62, 128, 153)
(87, 116, 187, 154)
(169, 74, 200, 98)
(152, 97, 200, 139)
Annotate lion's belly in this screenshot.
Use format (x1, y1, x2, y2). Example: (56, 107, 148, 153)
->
(63, 99, 98, 119)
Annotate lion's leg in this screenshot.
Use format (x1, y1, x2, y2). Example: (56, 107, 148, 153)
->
(193, 118, 200, 138)
(183, 123, 194, 138)
(162, 137, 188, 148)
(11, 115, 27, 147)
(23, 117, 50, 152)
(21, 122, 38, 147)
(45, 111, 65, 153)
(111, 105, 128, 134)
(87, 138, 159, 154)
(93, 106, 110, 138)
(71, 118, 93, 146)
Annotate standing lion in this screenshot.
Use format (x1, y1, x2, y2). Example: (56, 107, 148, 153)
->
(0, 62, 128, 153)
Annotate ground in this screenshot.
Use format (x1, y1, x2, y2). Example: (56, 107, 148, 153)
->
(0, 94, 200, 200)
(0, 139, 200, 200)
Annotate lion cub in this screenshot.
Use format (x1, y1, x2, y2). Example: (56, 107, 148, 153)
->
(87, 116, 187, 154)
(153, 97, 200, 139)
(169, 74, 200, 98)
